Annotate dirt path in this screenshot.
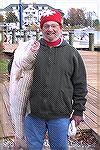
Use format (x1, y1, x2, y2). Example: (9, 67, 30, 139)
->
(0, 73, 9, 83)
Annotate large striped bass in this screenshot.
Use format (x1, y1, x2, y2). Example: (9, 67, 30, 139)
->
(9, 39, 40, 147)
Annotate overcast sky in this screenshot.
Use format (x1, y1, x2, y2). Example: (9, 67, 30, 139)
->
(1, 0, 100, 19)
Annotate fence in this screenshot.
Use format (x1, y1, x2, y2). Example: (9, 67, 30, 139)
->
(4, 29, 95, 51)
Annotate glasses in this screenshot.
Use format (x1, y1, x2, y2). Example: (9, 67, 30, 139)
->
(43, 24, 60, 29)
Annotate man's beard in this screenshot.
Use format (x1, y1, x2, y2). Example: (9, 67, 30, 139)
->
(43, 32, 62, 42)
(47, 36, 54, 41)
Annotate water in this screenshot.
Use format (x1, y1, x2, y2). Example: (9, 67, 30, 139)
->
(63, 28, 100, 48)
(93, 31, 100, 45)
(74, 28, 100, 45)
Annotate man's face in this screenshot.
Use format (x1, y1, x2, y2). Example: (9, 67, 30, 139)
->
(41, 21, 62, 42)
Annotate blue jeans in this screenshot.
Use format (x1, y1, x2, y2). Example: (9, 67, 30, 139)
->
(24, 114, 70, 150)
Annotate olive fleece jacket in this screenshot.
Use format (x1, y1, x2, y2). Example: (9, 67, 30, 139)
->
(29, 38, 88, 119)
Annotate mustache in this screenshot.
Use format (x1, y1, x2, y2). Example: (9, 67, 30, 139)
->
(46, 31, 55, 35)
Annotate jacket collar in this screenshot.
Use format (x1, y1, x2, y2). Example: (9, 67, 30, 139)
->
(39, 38, 67, 48)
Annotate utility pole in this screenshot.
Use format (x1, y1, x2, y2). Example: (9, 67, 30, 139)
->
(19, 0, 23, 30)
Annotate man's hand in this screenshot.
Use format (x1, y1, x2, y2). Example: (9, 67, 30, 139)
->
(72, 115, 83, 127)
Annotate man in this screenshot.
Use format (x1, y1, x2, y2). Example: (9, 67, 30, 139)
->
(24, 9, 88, 150)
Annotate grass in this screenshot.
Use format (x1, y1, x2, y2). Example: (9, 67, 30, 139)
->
(0, 59, 9, 73)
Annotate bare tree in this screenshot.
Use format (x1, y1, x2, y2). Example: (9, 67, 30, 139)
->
(5, 12, 19, 23)
(66, 8, 86, 26)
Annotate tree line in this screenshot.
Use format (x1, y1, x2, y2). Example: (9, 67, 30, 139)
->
(63, 8, 99, 28)
(0, 8, 100, 30)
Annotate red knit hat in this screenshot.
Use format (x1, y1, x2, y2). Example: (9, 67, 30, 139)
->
(40, 9, 63, 29)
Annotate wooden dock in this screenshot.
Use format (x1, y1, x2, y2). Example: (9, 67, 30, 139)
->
(0, 50, 100, 139)
(2, 42, 100, 54)
(79, 50, 100, 136)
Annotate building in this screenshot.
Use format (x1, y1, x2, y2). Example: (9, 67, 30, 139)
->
(1, 3, 54, 29)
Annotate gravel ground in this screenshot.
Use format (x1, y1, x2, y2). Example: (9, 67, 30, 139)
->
(0, 129, 100, 150)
